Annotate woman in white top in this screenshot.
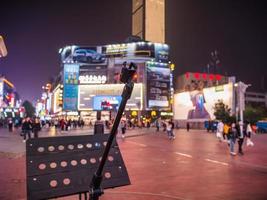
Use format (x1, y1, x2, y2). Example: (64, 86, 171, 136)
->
(246, 122, 254, 146)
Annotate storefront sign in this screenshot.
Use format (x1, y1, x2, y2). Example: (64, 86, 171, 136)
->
(79, 75, 107, 84)
(106, 44, 128, 55)
(160, 112, 173, 116)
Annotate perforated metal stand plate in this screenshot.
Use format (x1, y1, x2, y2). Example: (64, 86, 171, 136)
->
(26, 134, 130, 200)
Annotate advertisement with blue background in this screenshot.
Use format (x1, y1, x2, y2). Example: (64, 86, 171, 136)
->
(63, 64, 79, 111)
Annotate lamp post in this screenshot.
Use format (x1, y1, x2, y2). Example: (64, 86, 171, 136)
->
(235, 81, 251, 135)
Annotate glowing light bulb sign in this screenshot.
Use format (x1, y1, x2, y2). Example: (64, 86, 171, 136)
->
(79, 75, 107, 84)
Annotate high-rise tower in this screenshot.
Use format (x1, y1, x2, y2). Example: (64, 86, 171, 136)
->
(132, 0, 165, 43)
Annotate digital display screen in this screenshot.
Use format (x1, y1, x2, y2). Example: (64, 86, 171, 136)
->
(173, 83, 234, 120)
(93, 96, 122, 111)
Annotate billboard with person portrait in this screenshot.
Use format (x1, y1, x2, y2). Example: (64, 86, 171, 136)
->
(173, 83, 234, 120)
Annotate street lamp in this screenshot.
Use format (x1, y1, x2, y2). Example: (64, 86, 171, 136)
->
(235, 81, 251, 136)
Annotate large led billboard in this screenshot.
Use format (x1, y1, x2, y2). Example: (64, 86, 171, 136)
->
(60, 42, 169, 64)
(63, 64, 79, 111)
(173, 83, 234, 120)
(146, 62, 170, 108)
(93, 96, 122, 111)
(61, 46, 106, 65)
(78, 83, 143, 111)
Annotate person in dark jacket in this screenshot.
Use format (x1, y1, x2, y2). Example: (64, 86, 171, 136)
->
(229, 122, 238, 155)
(237, 121, 246, 155)
(32, 118, 41, 138)
(22, 117, 32, 142)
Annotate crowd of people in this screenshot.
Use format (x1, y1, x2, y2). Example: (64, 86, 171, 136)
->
(216, 120, 255, 155)
(2, 115, 258, 154)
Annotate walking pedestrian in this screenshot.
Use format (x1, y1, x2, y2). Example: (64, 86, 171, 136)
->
(216, 120, 224, 142)
(167, 121, 172, 139)
(229, 122, 238, 156)
(167, 120, 175, 139)
(22, 117, 32, 142)
(32, 118, 41, 138)
(246, 121, 254, 146)
(155, 119, 160, 132)
(186, 122, 190, 132)
(121, 120, 126, 138)
(162, 121, 166, 132)
(237, 121, 245, 155)
(8, 118, 13, 132)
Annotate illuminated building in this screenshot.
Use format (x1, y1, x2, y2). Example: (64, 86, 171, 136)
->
(48, 41, 173, 121)
(0, 76, 23, 119)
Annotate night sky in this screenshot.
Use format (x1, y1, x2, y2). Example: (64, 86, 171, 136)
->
(0, 0, 266, 102)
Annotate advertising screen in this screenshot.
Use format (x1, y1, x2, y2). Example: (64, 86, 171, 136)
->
(78, 83, 143, 111)
(173, 83, 234, 120)
(63, 85, 78, 111)
(79, 65, 107, 84)
(53, 87, 62, 113)
(61, 46, 106, 64)
(93, 96, 122, 111)
(63, 64, 79, 85)
(63, 64, 79, 111)
(146, 62, 170, 108)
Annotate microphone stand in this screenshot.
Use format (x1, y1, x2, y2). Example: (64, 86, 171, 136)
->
(89, 63, 136, 200)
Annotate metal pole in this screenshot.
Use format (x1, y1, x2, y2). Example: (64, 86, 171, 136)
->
(89, 81, 134, 200)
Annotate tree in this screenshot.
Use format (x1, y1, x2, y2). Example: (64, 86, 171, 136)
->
(213, 100, 232, 123)
(244, 105, 267, 124)
(22, 100, 35, 118)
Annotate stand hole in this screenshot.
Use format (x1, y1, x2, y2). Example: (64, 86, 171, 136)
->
(58, 145, 65, 151)
(50, 162, 57, 169)
(81, 159, 87, 165)
(63, 178, 71, 185)
(50, 180, 58, 188)
(48, 146, 55, 152)
(104, 172, 111, 179)
(37, 147, 45, 153)
(71, 160, 78, 166)
(68, 144, 74, 150)
(38, 163, 46, 170)
(61, 161, 68, 167)
(77, 144, 84, 149)
(86, 143, 92, 148)
(90, 158, 96, 164)
(108, 156, 114, 162)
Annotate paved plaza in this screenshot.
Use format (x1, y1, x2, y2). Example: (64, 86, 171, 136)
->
(0, 127, 267, 200)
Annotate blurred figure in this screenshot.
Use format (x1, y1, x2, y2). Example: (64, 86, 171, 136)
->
(246, 121, 254, 146)
(229, 122, 238, 156)
(22, 117, 32, 142)
(216, 120, 224, 142)
(8, 118, 13, 132)
(60, 119, 65, 131)
(155, 118, 160, 132)
(167, 121, 175, 140)
(32, 118, 41, 138)
(186, 122, 190, 132)
(237, 121, 245, 155)
(121, 120, 126, 138)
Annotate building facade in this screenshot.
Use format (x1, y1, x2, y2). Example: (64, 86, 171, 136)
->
(47, 41, 173, 122)
(0, 76, 23, 120)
